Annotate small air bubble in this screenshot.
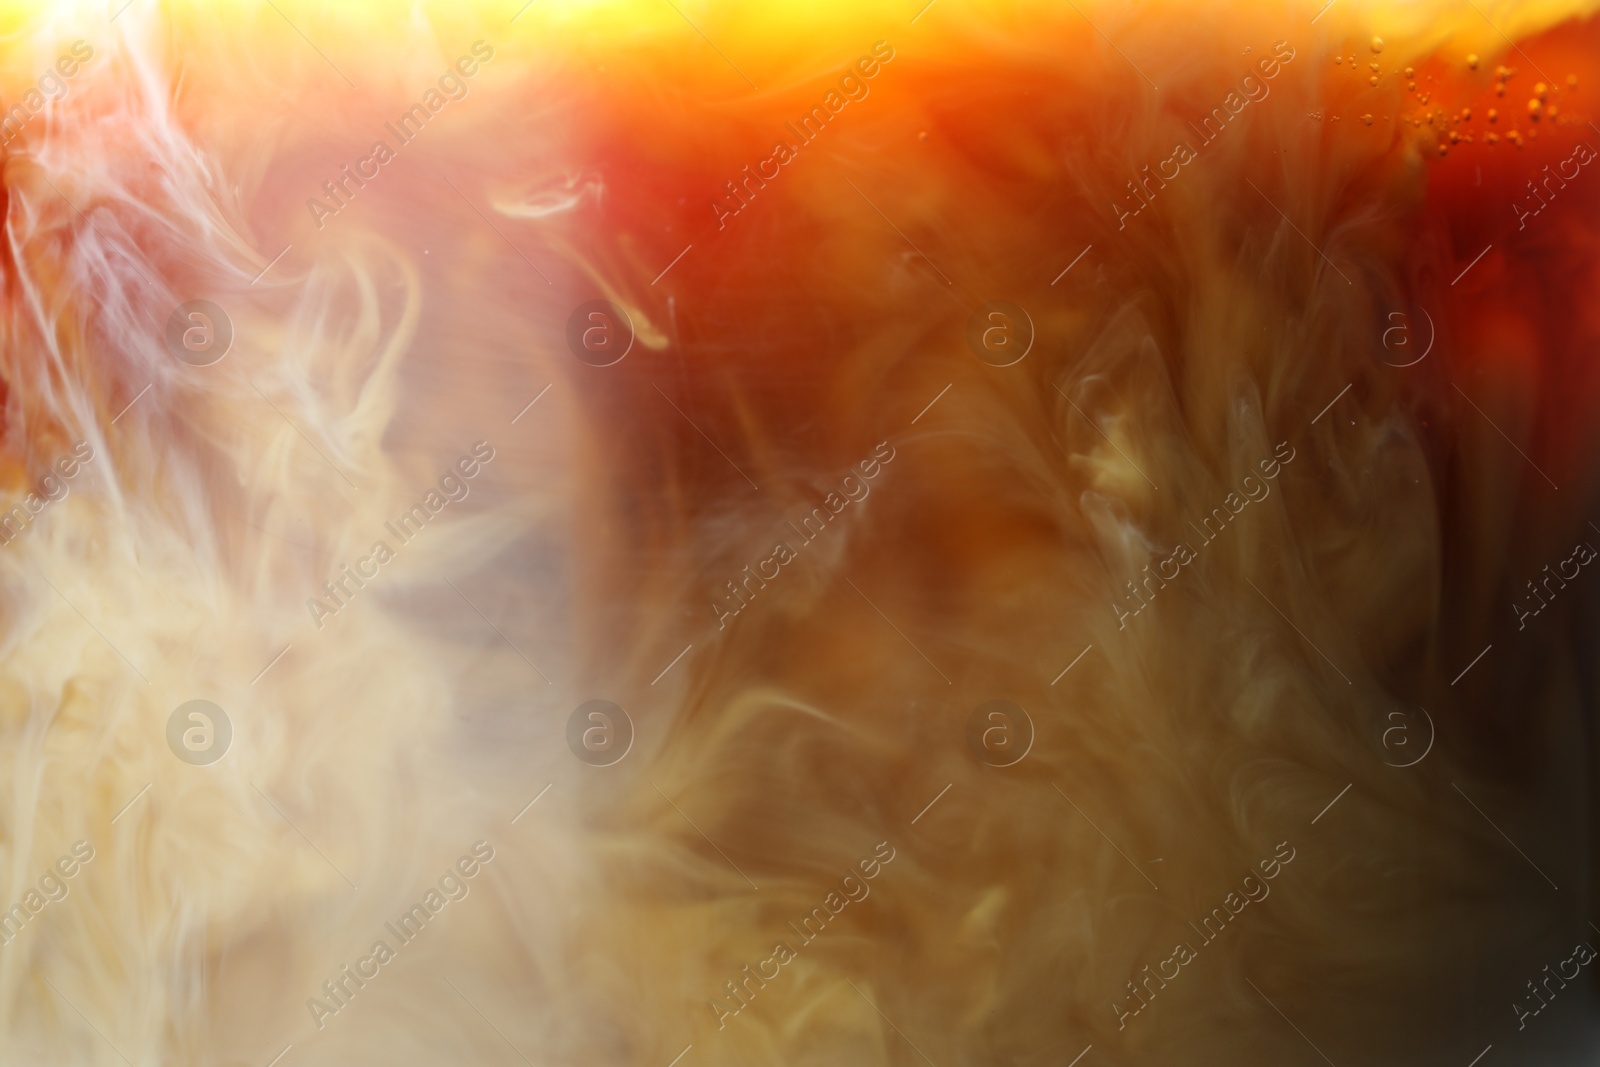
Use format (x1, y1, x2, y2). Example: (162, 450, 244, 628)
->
(1487, 108, 1497, 122)
(1362, 113, 1374, 125)
(1334, 55, 1343, 65)
(1467, 54, 1478, 69)
(1370, 75, 1380, 86)
(1371, 36, 1384, 52)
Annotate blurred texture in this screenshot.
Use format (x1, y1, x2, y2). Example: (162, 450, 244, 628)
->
(1, 0, 1599, 1064)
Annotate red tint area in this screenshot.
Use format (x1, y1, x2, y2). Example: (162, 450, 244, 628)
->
(1429, 16, 1600, 481)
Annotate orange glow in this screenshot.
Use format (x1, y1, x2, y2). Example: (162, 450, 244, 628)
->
(2, 1, 1600, 1065)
